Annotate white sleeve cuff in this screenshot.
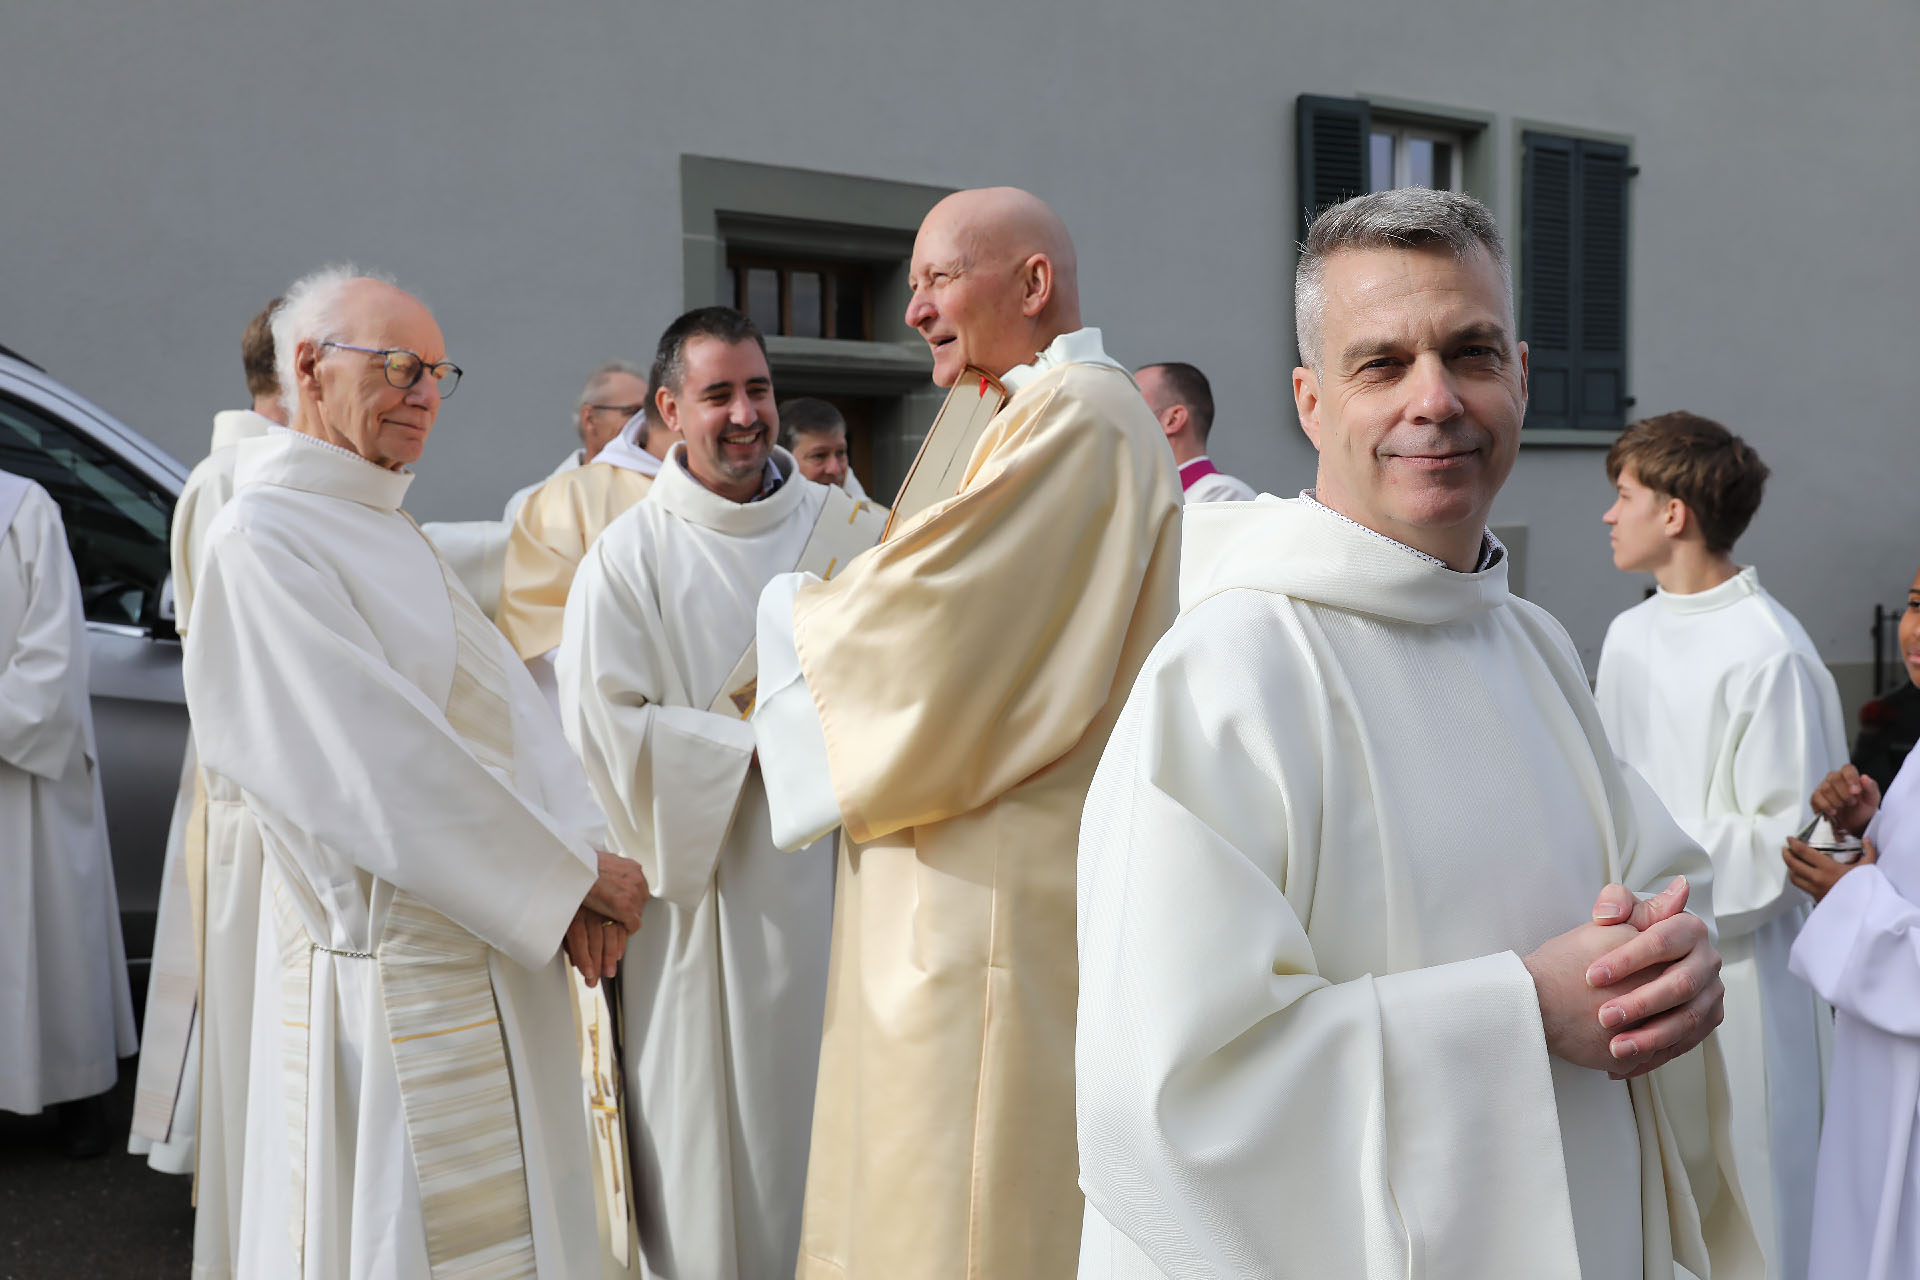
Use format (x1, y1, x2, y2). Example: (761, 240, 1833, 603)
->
(753, 573, 843, 851)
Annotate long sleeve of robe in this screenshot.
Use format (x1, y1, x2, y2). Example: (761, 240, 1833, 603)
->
(185, 431, 600, 1280)
(1788, 749, 1920, 1280)
(1596, 568, 1843, 1279)
(556, 449, 840, 1280)
(0, 479, 136, 1114)
(1076, 496, 1760, 1280)
(753, 333, 1184, 1280)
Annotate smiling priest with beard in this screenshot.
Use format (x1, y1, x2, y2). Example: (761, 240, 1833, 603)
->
(1074, 191, 1762, 1280)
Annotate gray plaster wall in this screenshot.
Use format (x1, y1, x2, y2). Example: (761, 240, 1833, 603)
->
(4, 0, 1914, 677)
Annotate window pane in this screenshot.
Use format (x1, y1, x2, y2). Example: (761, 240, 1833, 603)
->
(790, 271, 823, 338)
(1369, 132, 1395, 193)
(0, 394, 173, 627)
(835, 269, 868, 340)
(1408, 138, 1435, 189)
(746, 268, 780, 334)
(1431, 141, 1455, 190)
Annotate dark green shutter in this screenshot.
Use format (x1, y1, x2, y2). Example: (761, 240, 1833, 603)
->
(1521, 132, 1631, 431)
(1296, 95, 1370, 242)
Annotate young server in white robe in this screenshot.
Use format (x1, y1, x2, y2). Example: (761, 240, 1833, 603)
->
(1075, 190, 1760, 1280)
(559, 310, 881, 1280)
(184, 267, 646, 1280)
(131, 296, 286, 1181)
(1595, 411, 1842, 1279)
(1784, 567, 1920, 1280)
(0, 469, 137, 1151)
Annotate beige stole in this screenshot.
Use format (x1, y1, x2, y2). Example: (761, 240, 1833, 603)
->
(272, 526, 554, 1279)
(707, 484, 887, 719)
(879, 365, 1007, 542)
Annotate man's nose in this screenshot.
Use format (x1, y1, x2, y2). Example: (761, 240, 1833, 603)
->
(404, 378, 440, 411)
(729, 394, 757, 425)
(1405, 355, 1463, 423)
(905, 289, 934, 330)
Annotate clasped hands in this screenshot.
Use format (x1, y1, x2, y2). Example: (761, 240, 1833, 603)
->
(566, 851, 651, 987)
(1522, 877, 1724, 1080)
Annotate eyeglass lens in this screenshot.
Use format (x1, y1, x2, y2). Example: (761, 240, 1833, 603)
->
(382, 351, 460, 397)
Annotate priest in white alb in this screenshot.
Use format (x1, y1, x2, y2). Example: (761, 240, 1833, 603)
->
(130, 296, 285, 1197)
(751, 187, 1183, 1278)
(0, 467, 137, 1154)
(183, 265, 647, 1279)
(1596, 411, 1842, 1279)
(1784, 579, 1920, 1280)
(501, 362, 673, 709)
(1075, 190, 1760, 1280)
(559, 306, 884, 1280)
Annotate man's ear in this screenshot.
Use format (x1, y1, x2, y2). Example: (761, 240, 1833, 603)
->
(1019, 253, 1053, 319)
(1293, 366, 1324, 451)
(1516, 339, 1530, 411)
(1662, 496, 1691, 540)
(296, 339, 324, 405)
(654, 384, 679, 433)
(1162, 405, 1187, 440)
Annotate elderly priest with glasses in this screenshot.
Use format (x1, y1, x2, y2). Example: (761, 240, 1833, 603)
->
(181, 265, 647, 1279)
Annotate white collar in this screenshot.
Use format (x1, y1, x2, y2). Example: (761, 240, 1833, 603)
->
(592, 413, 665, 477)
(1000, 327, 1126, 394)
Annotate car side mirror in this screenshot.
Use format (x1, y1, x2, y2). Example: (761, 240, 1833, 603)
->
(150, 575, 180, 642)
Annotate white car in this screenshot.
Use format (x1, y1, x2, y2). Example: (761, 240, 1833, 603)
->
(0, 344, 188, 995)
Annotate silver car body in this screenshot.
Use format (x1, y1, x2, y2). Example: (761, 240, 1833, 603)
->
(0, 349, 188, 979)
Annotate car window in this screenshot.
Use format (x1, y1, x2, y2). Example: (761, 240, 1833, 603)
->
(0, 392, 174, 628)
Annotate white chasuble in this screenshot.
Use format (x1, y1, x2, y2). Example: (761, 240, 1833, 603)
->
(556, 446, 850, 1280)
(1075, 497, 1761, 1280)
(0, 473, 137, 1114)
(1789, 748, 1920, 1280)
(184, 429, 602, 1280)
(131, 406, 276, 1183)
(752, 330, 1184, 1280)
(1597, 567, 1843, 1280)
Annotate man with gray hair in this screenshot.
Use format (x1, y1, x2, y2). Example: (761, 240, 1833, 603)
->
(183, 265, 646, 1278)
(1075, 189, 1759, 1278)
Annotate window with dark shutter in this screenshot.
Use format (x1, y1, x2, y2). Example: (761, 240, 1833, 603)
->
(1521, 132, 1632, 432)
(1295, 95, 1370, 241)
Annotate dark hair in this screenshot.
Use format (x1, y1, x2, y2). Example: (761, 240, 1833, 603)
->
(652, 306, 768, 398)
(1606, 411, 1770, 555)
(1139, 362, 1215, 441)
(777, 397, 846, 450)
(242, 297, 283, 399)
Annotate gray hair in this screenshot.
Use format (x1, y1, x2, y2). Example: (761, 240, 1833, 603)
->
(271, 263, 397, 420)
(576, 359, 647, 413)
(1294, 189, 1512, 373)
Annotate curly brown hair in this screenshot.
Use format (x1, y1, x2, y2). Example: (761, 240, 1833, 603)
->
(1605, 411, 1769, 555)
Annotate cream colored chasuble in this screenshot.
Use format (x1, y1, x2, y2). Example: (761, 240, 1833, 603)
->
(751, 329, 1185, 1280)
(1074, 497, 1762, 1280)
(498, 421, 661, 662)
(1596, 567, 1843, 1280)
(183, 429, 603, 1280)
(557, 447, 876, 1280)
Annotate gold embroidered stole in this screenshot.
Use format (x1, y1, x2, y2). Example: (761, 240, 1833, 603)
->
(706, 484, 888, 719)
(273, 520, 544, 1279)
(879, 365, 1008, 541)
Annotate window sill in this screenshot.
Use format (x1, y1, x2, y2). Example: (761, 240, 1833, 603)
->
(1521, 428, 1622, 448)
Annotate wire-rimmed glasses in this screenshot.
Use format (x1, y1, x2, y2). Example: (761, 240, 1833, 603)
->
(321, 342, 462, 398)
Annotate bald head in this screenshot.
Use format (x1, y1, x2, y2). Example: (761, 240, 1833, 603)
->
(906, 186, 1083, 385)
